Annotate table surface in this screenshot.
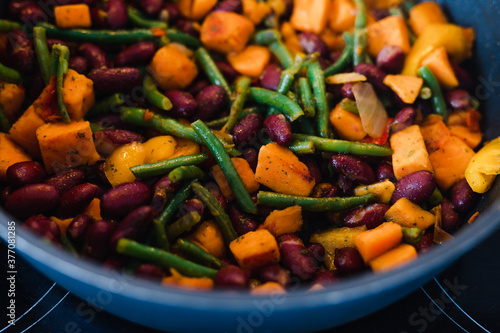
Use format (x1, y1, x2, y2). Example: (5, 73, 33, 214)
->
(1, 225, 499, 333)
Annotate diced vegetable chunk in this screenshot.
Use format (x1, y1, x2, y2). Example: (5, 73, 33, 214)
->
(354, 179, 395, 204)
(368, 243, 417, 273)
(261, 206, 303, 236)
(188, 220, 227, 258)
(227, 45, 271, 78)
(177, 0, 218, 20)
(0, 81, 25, 122)
(62, 69, 95, 121)
(354, 222, 402, 263)
(0, 133, 31, 181)
(328, 0, 356, 32)
(421, 47, 459, 89)
(385, 198, 436, 229)
(367, 16, 410, 58)
(329, 103, 367, 141)
(211, 157, 260, 201)
(9, 105, 46, 157)
(162, 269, 214, 290)
(383, 75, 423, 104)
(230, 229, 280, 269)
(290, 0, 330, 34)
(54, 4, 92, 29)
(408, 2, 448, 36)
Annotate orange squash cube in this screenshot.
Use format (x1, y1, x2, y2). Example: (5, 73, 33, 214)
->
(230, 229, 280, 269)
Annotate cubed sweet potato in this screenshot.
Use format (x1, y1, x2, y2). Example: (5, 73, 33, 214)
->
(328, 0, 356, 32)
(54, 4, 92, 29)
(162, 269, 214, 290)
(290, 0, 330, 34)
(353, 222, 403, 263)
(9, 105, 46, 157)
(408, 1, 448, 36)
(149, 43, 198, 91)
(227, 45, 271, 78)
(177, 0, 218, 20)
(353, 179, 395, 204)
(390, 125, 434, 180)
(62, 69, 95, 121)
(280, 22, 303, 55)
(211, 157, 260, 201)
(36, 121, 101, 173)
(261, 205, 303, 236)
(255, 143, 316, 196)
(368, 243, 417, 273)
(83, 198, 102, 221)
(250, 282, 286, 295)
(420, 117, 451, 153)
(383, 75, 423, 104)
(242, 0, 272, 25)
(367, 15, 410, 58)
(385, 198, 436, 229)
(0, 133, 31, 181)
(0, 81, 25, 123)
(229, 229, 280, 269)
(329, 103, 367, 141)
(189, 220, 227, 258)
(421, 47, 459, 89)
(200, 11, 255, 54)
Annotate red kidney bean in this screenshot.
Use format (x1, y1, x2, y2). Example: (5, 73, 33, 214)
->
(318, 57, 332, 70)
(391, 106, 417, 133)
(306, 243, 325, 263)
(241, 148, 258, 171)
(259, 63, 282, 91)
(66, 214, 94, 248)
(101, 182, 151, 219)
(164, 90, 198, 118)
(91, 7, 108, 28)
(298, 32, 329, 58)
(232, 113, 263, 146)
(45, 168, 86, 196)
(337, 173, 354, 195)
(445, 89, 471, 110)
(93, 129, 144, 156)
(205, 182, 227, 210)
(311, 183, 340, 198)
(344, 203, 390, 229)
(135, 264, 164, 281)
(214, 60, 239, 83)
(103, 256, 127, 270)
(88, 67, 142, 94)
(214, 265, 250, 289)
(330, 154, 375, 185)
(391, 170, 435, 204)
(29, 70, 44, 100)
(414, 98, 432, 119)
(192, 85, 227, 121)
(91, 114, 133, 130)
(441, 198, 461, 233)
(58, 183, 99, 218)
(452, 64, 474, 92)
(312, 269, 340, 286)
(227, 205, 257, 236)
(376, 45, 405, 74)
(8, 0, 35, 18)
(257, 264, 290, 286)
(23, 214, 60, 244)
(140, 0, 164, 16)
(83, 220, 115, 260)
(6, 161, 46, 188)
(354, 63, 388, 93)
(1, 185, 13, 205)
(110, 206, 155, 247)
(413, 232, 433, 253)
(213, 0, 243, 13)
(78, 43, 110, 69)
(376, 161, 396, 183)
(105, 0, 128, 29)
(301, 157, 322, 183)
(334, 247, 364, 275)
(68, 56, 88, 74)
(7, 29, 35, 74)
(114, 42, 156, 67)
(175, 19, 200, 38)
(151, 175, 177, 212)
(341, 82, 355, 100)
(18, 3, 46, 25)
(278, 234, 317, 280)
(160, 3, 180, 22)
(264, 114, 292, 146)
(186, 80, 209, 96)
(6, 184, 59, 219)
(178, 198, 204, 217)
(450, 178, 479, 213)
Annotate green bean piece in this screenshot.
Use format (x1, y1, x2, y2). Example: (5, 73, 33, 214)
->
(131, 152, 210, 178)
(340, 98, 359, 114)
(144, 75, 172, 111)
(288, 140, 315, 154)
(0, 20, 22, 32)
(425, 187, 443, 207)
(60, 234, 78, 255)
(353, 0, 368, 66)
(402, 227, 423, 245)
(192, 120, 257, 214)
(0, 104, 11, 132)
(54, 45, 71, 123)
(324, 42, 353, 77)
(33, 27, 52, 85)
(166, 212, 202, 242)
(0, 62, 21, 84)
(157, 179, 196, 226)
(173, 239, 225, 269)
(418, 65, 448, 122)
(119, 107, 240, 156)
(87, 93, 125, 117)
(116, 239, 218, 278)
(89, 122, 104, 133)
(168, 165, 208, 183)
(127, 6, 168, 29)
(195, 47, 232, 98)
(248, 88, 304, 121)
(268, 41, 294, 69)
(166, 30, 201, 48)
(296, 116, 316, 136)
(293, 134, 394, 156)
(153, 219, 170, 251)
(307, 61, 330, 138)
(223, 76, 251, 133)
(297, 77, 316, 117)
(191, 182, 239, 244)
(257, 191, 376, 211)
(253, 29, 282, 45)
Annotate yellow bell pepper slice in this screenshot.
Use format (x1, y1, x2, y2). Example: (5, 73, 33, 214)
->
(465, 137, 500, 193)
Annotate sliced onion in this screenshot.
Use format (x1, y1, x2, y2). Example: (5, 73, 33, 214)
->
(352, 82, 388, 138)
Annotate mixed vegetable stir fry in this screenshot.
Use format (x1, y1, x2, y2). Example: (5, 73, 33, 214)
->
(1, 0, 499, 293)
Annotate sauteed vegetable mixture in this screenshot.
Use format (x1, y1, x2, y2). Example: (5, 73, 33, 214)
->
(1, 0, 499, 293)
